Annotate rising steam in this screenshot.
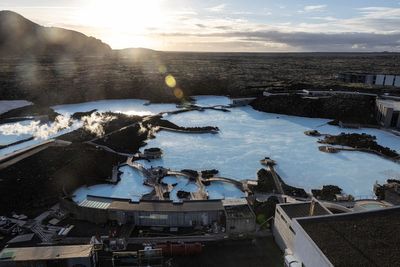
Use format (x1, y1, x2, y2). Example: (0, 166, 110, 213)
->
(0, 112, 116, 139)
(0, 115, 71, 139)
(80, 112, 116, 137)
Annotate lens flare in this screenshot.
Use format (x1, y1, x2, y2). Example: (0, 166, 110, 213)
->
(158, 65, 167, 74)
(173, 88, 184, 99)
(165, 74, 176, 88)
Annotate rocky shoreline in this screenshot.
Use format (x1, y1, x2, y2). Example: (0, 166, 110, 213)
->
(318, 132, 399, 160)
(0, 143, 124, 216)
(252, 168, 308, 199)
(0, 104, 60, 124)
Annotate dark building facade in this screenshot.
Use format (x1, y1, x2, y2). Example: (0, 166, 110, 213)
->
(338, 73, 400, 87)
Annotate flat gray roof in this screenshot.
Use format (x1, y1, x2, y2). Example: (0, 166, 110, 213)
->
(279, 201, 330, 219)
(297, 206, 400, 267)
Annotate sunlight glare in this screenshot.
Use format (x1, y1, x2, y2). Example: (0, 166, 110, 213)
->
(75, 0, 165, 48)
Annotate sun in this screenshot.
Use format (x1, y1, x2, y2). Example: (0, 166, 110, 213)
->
(75, 0, 165, 48)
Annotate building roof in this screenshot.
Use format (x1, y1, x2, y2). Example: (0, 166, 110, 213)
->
(79, 196, 112, 209)
(222, 198, 248, 206)
(108, 199, 224, 212)
(224, 205, 255, 219)
(0, 245, 93, 261)
(297, 207, 400, 267)
(221, 199, 255, 219)
(377, 99, 400, 111)
(279, 201, 330, 220)
(7, 233, 35, 244)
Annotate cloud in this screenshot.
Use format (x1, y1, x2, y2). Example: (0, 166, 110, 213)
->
(337, 7, 400, 33)
(235, 31, 400, 51)
(195, 23, 206, 28)
(301, 5, 327, 13)
(310, 16, 337, 22)
(158, 30, 400, 52)
(14, 1, 399, 52)
(214, 25, 233, 30)
(207, 4, 227, 13)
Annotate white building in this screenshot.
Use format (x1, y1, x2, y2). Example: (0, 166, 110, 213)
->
(274, 202, 400, 267)
(273, 201, 331, 252)
(376, 98, 400, 128)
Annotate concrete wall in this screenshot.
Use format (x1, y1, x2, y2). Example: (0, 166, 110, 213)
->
(384, 107, 394, 127)
(292, 220, 333, 267)
(365, 75, 374, 85)
(395, 76, 400, 87)
(125, 210, 222, 227)
(272, 206, 295, 251)
(375, 75, 385, 85)
(61, 198, 223, 227)
(375, 100, 400, 128)
(385, 75, 395, 86)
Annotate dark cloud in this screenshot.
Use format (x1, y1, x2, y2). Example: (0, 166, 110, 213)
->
(214, 25, 232, 30)
(159, 30, 400, 51)
(236, 31, 400, 50)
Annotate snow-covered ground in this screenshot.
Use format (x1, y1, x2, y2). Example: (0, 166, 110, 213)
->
(0, 100, 32, 115)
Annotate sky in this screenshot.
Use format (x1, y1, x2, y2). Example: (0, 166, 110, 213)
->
(1, 0, 400, 52)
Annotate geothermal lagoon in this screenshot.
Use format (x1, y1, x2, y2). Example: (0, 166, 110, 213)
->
(2, 96, 400, 202)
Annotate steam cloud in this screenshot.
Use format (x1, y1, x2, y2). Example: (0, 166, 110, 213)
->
(0, 115, 71, 139)
(80, 112, 116, 137)
(0, 112, 117, 139)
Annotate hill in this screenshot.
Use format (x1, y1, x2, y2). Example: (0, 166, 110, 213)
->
(0, 10, 111, 56)
(114, 47, 159, 55)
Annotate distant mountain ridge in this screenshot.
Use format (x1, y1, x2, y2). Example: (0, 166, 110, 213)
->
(0, 10, 111, 56)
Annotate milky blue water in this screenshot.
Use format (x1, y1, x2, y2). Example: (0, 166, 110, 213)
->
(73, 165, 153, 203)
(140, 96, 400, 197)
(2, 96, 400, 200)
